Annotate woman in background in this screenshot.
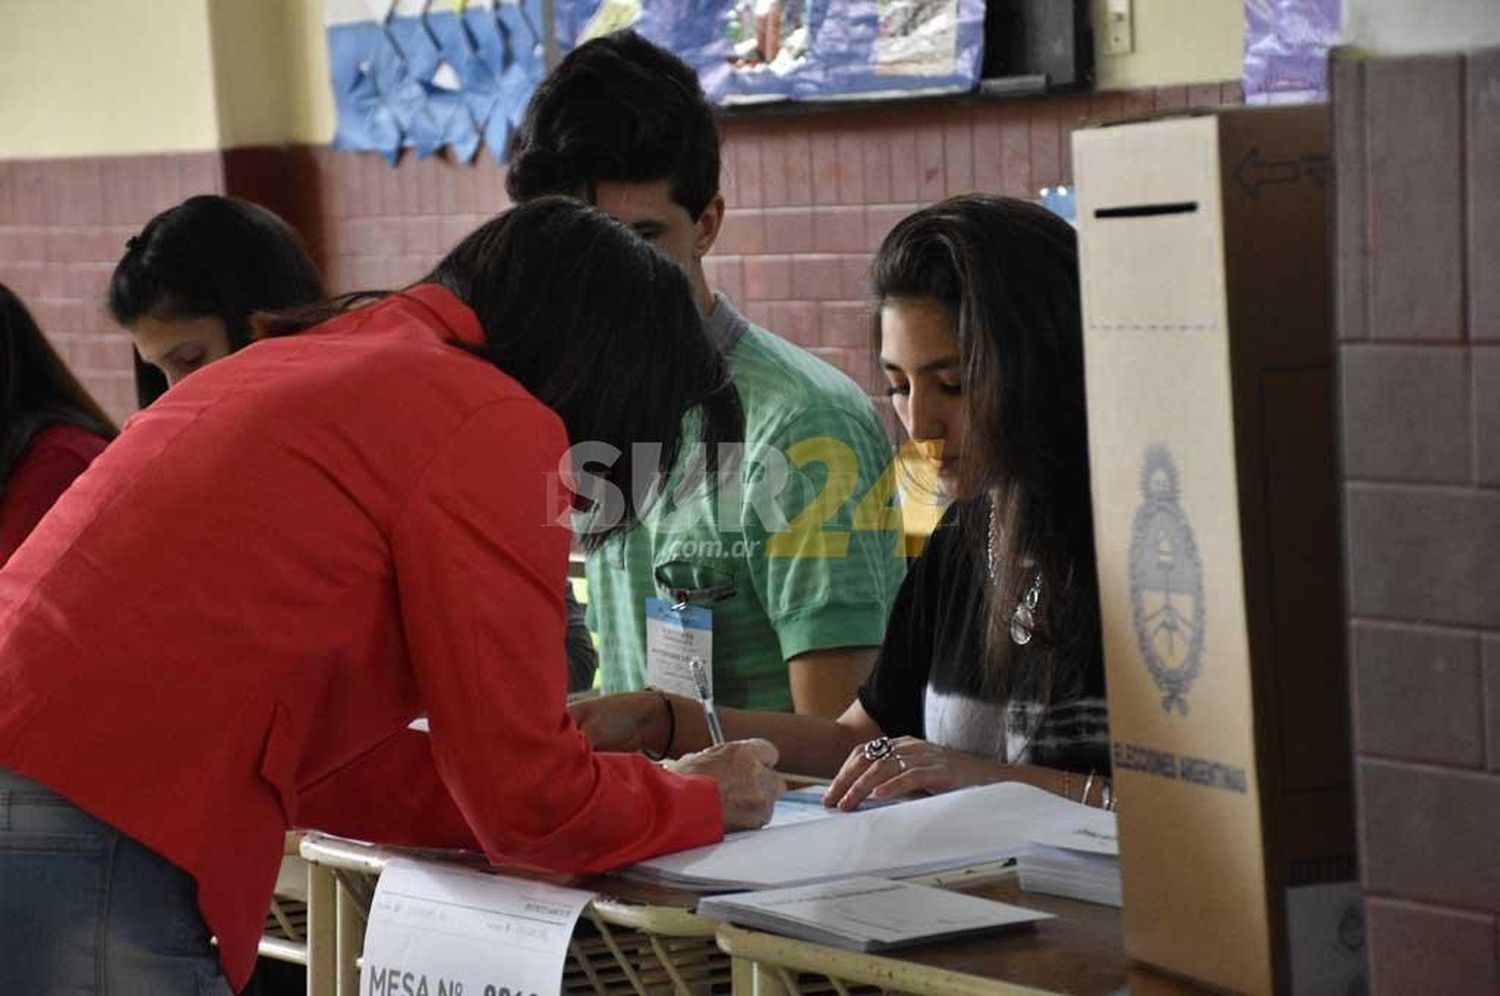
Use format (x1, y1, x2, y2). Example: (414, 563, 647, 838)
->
(573, 194, 1111, 808)
(108, 194, 325, 404)
(0, 282, 115, 565)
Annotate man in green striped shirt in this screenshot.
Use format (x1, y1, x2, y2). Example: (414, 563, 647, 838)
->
(508, 31, 905, 714)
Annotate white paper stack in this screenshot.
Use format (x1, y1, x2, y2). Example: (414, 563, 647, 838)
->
(1015, 807, 1122, 907)
(696, 876, 1052, 952)
(624, 781, 1091, 892)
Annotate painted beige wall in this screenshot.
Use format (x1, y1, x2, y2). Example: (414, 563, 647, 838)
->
(1092, 0, 1246, 89)
(0, 0, 220, 159)
(213, 0, 335, 148)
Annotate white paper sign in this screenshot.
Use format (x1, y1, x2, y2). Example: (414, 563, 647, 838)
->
(363, 859, 595, 996)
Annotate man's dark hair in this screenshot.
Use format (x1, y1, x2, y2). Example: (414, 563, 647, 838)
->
(506, 30, 721, 219)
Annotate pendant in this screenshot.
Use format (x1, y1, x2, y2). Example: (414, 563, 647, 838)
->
(1010, 604, 1035, 645)
(1010, 572, 1042, 646)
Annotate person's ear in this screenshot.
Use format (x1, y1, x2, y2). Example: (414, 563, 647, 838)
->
(693, 194, 726, 259)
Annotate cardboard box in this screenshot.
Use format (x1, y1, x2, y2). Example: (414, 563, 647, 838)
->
(1073, 107, 1361, 994)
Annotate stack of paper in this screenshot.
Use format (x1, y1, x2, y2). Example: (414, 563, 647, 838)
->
(624, 781, 1091, 892)
(696, 876, 1052, 952)
(1015, 807, 1121, 907)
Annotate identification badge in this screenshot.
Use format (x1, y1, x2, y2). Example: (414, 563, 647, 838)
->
(645, 597, 713, 698)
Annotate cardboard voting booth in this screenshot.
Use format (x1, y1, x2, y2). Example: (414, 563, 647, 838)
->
(1073, 107, 1362, 994)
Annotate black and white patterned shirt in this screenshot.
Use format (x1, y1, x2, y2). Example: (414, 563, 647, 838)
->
(858, 500, 1110, 774)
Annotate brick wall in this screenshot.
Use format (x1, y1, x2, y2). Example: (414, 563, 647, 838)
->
(0, 82, 1242, 427)
(285, 82, 1242, 429)
(1333, 49, 1500, 994)
(0, 153, 224, 425)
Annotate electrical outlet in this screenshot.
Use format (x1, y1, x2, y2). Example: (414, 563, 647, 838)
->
(1101, 0, 1134, 56)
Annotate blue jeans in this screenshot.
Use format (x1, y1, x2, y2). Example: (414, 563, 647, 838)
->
(0, 767, 234, 995)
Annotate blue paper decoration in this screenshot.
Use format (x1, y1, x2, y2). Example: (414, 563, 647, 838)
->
(326, 0, 986, 165)
(326, 2, 547, 164)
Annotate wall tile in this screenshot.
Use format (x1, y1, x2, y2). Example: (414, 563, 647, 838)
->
(1351, 622, 1483, 766)
(1188, 83, 1223, 109)
(887, 124, 919, 202)
(787, 254, 842, 302)
(1478, 347, 1500, 486)
(1359, 758, 1500, 913)
(718, 207, 768, 255)
(865, 203, 914, 254)
(1119, 89, 1156, 120)
(812, 206, 866, 253)
(972, 109, 1004, 193)
(998, 103, 1032, 199)
(1339, 345, 1471, 483)
(1332, 56, 1369, 342)
(767, 300, 819, 346)
(1366, 898, 1499, 996)
(943, 113, 974, 195)
(915, 120, 946, 203)
(704, 255, 744, 304)
(810, 131, 840, 207)
(836, 129, 866, 205)
(1485, 637, 1500, 772)
(1347, 486, 1500, 628)
(783, 128, 814, 207)
(859, 126, 891, 205)
(758, 207, 810, 254)
(1028, 100, 1061, 191)
(819, 301, 871, 349)
(743, 255, 792, 301)
(1366, 55, 1465, 341)
(1153, 85, 1188, 112)
(1470, 48, 1500, 341)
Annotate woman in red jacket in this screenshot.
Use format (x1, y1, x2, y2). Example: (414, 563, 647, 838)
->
(0, 282, 116, 565)
(0, 197, 781, 994)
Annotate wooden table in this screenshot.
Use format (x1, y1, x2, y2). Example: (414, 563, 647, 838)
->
(296, 832, 1208, 996)
(716, 877, 1209, 996)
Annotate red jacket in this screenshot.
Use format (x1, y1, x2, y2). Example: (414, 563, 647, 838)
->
(0, 422, 109, 565)
(0, 286, 722, 991)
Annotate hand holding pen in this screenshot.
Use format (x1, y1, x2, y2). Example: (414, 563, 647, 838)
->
(689, 656, 727, 746)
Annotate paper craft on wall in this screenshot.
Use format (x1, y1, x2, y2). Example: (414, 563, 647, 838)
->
(1243, 0, 1342, 104)
(558, 0, 986, 106)
(323, 0, 984, 165)
(324, 0, 546, 164)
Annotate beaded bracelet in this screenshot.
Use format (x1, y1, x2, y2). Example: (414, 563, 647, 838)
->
(641, 688, 676, 762)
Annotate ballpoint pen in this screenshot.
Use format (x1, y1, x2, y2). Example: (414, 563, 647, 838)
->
(688, 657, 726, 746)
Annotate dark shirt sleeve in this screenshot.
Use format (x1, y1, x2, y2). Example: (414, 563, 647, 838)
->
(563, 583, 597, 693)
(857, 507, 960, 738)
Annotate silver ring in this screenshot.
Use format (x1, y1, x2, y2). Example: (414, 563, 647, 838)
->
(861, 737, 893, 762)
(893, 753, 908, 773)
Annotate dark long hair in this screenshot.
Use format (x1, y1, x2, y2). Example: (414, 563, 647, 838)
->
(258, 196, 742, 550)
(108, 195, 324, 406)
(0, 283, 118, 495)
(870, 194, 1098, 706)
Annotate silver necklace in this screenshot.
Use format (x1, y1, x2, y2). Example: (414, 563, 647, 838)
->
(987, 502, 1042, 646)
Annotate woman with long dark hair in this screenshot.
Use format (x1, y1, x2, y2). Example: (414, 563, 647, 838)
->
(0, 282, 116, 565)
(573, 194, 1110, 808)
(108, 194, 325, 405)
(0, 197, 780, 994)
